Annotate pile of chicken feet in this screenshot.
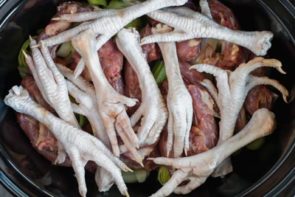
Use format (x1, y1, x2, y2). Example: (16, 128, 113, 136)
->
(4, 0, 289, 196)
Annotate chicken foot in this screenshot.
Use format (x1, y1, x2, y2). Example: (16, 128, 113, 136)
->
(71, 30, 142, 162)
(58, 65, 128, 191)
(116, 28, 168, 146)
(25, 38, 79, 163)
(150, 108, 276, 197)
(191, 57, 288, 177)
(152, 24, 193, 157)
(4, 86, 130, 197)
(42, 0, 188, 77)
(142, 7, 273, 56)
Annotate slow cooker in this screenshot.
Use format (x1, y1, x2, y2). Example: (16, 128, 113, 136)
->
(0, 0, 294, 196)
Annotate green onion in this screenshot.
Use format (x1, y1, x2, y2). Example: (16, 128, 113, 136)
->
(157, 166, 171, 185)
(152, 60, 166, 85)
(122, 169, 150, 183)
(56, 42, 74, 58)
(88, 0, 107, 6)
(17, 39, 30, 78)
(246, 138, 265, 150)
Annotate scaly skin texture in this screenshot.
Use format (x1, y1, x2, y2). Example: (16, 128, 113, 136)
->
(142, 7, 273, 56)
(25, 38, 79, 164)
(72, 30, 141, 164)
(41, 0, 188, 77)
(116, 28, 168, 147)
(27, 38, 79, 127)
(4, 86, 131, 197)
(154, 24, 193, 157)
(150, 108, 276, 197)
(191, 57, 288, 177)
(58, 65, 126, 192)
(57, 65, 110, 146)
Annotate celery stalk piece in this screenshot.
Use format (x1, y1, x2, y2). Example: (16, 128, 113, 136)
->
(152, 60, 167, 85)
(157, 166, 171, 185)
(18, 39, 30, 78)
(88, 0, 107, 6)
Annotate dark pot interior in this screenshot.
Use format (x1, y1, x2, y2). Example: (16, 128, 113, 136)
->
(0, 0, 294, 196)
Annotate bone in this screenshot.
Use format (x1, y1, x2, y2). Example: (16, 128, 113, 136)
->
(71, 30, 141, 161)
(143, 8, 273, 56)
(153, 25, 193, 157)
(116, 28, 167, 146)
(4, 86, 130, 197)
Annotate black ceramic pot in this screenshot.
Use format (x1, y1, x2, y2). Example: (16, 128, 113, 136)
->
(0, 0, 294, 196)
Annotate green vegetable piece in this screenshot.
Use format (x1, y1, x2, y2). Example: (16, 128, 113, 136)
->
(152, 60, 167, 85)
(88, 0, 107, 6)
(247, 138, 265, 150)
(18, 39, 31, 78)
(107, 0, 128, 9)
(78, 114, 87, 128)
(157, 166, 171, 185)
(122, 169, 149, 183)
(57, 42, 73, 58)
(122, 171, 137, 183)
(135, 169, 149, 183)
(125, 17, 146, 30)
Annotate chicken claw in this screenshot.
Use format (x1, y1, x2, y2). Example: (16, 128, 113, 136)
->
(4, 86, 130, 197)
(154, 25, 193, 157)
(116, 28, 168, 146)
(42, 0, 188, 78)
(150, 108, 276, 197)
(142, 8, 273, 56)
(191, 57, 288, 176)
(26, 38, 79, 127)
(71, 30, 140, 161)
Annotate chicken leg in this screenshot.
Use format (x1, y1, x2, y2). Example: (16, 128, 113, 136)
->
(4, 86, 130, 197)
(142, 7, 273, 56)
(116, 28, 168, 146)
(153, 24, 193, 157)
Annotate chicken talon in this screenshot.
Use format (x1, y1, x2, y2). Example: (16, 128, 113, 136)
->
(246, 76, 289, 102)
(145, 8, 273, 56)
(68, 148, 87, 197)
(4, 86, 129, 197)
(116, 28, 167, 146)
(95, 168, 114, 192)
(72, 30, 139, 157)
(156, 28, 193, 157)
(150, 108, 276, 196)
